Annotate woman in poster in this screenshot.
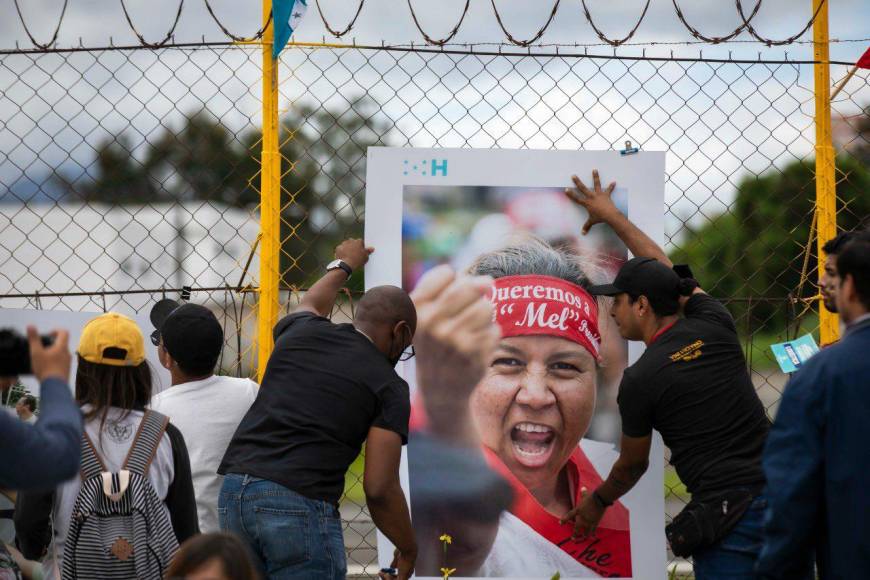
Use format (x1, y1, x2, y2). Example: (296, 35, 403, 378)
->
(411, 238, 631, 578)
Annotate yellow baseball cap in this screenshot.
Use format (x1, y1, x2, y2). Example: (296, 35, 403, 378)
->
(77, 313, 146, 367)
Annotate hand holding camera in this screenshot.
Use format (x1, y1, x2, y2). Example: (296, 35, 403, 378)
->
(0, 326, 70, 383)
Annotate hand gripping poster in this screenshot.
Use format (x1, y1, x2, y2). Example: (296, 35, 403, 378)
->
(365, 148, 667, 579)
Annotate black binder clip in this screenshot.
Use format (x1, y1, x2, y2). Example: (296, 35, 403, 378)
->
(619, 140, 639, 156)
(181, 285, 192, 301)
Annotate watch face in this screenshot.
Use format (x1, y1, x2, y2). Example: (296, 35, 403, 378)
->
(327, 259, 342, 269)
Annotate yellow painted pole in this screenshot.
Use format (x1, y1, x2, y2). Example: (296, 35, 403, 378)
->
(813, 0, 839, 345)
(257, 0, 281, 380)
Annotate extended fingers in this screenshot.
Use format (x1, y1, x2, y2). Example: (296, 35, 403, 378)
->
(410, 265, 456, 305)
(592, 169, 602, 191)
(571, 174, 591, 195)
(429, 275, 493, 320)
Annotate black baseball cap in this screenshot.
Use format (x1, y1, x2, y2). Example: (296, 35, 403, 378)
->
(150, 299, 223, 374)
(589, 257, 681, 302)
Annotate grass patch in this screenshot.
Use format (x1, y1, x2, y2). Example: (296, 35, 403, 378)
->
(665, 466, 689, 500)
(342, 450, 366, 505)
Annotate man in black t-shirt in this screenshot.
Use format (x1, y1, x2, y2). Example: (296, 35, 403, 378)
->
(218, 238, 418, 580)
(562, 171, 770, 580)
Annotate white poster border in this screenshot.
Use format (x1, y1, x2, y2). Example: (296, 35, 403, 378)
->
(365, 147, 668, 580)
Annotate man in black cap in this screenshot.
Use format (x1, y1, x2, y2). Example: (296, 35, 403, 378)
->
(150, 300, 258, 534)
(562, 171, 771, 580)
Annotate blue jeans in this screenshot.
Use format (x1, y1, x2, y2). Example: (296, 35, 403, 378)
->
(692, 494, 812, 580)
(218, 474, 347, 580)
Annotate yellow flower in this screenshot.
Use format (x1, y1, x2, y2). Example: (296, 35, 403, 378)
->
(440, 567, 457, 578)
(439, 534, 453, 544)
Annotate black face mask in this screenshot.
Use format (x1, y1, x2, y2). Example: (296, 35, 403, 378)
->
(387, 325, 413, 368)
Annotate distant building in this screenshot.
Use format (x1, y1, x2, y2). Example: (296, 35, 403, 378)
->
(0, 202, 261, 375)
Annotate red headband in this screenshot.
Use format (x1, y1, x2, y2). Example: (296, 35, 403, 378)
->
(489, 275, 601, 359)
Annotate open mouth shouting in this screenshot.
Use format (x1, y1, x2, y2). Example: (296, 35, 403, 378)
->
(511, 422, 557, 468)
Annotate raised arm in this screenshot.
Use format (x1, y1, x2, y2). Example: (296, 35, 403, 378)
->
(406, 266, 507, 575)
(295, 238, 373, 317)
(0, 328, 82, 490)
(565, 170, 673, 268)
(411, 266, 499, 448)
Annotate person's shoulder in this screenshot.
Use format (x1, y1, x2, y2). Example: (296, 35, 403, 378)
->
(211, 376, 260, 401)
(803, 330, 869, 373)
(274, 310, 333, 338)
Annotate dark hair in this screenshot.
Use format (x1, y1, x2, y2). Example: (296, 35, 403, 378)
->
(165, 533, 259, 580)
(836, 240, 870, 311)
(822, 231, 857, 255)
(18, 395, 37, 412)
(626, 278, 694, 317)
(175, 356, 217, 378)
(75, 356, 152, 433)
(627, 292, 679, 317)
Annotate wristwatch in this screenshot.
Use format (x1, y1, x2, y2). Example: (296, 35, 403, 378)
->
(592, 489, 613, 508)
(326, 259, 353, 277)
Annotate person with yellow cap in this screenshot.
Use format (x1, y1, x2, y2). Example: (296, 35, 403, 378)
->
(15, 312, 199, 580)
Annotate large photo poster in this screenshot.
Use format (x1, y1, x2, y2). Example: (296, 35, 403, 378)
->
(366, 148, 667, 579)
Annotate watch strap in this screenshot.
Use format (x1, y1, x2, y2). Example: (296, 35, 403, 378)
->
(328, 260, 353, 277)
(593, 489, 613, 508)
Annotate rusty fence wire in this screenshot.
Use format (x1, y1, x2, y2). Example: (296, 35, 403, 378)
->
(1, 42, 869, 577)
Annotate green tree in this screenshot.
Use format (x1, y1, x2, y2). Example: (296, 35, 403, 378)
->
(55, 97, 392, 290)
(671, 154, 870, 332)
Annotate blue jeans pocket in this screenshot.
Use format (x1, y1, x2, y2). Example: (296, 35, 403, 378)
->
(254, 506, 311, 569)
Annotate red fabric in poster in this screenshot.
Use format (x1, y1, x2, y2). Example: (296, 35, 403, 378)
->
(482, 446, 632, 578)
(489, 275, 602, 361)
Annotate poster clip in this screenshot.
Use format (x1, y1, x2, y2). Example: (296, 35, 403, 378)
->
(181, 285, 192, 301)
(620, 140, 639, 156)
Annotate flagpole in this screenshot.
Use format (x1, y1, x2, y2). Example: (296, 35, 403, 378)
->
(830, 65, 857, 101)
(812, 0, 839, 345)
(258, 0, 281, 381)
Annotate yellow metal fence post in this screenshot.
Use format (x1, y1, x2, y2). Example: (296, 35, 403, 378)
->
(258, 0, 281, 381)
(813, 0, 839, 345)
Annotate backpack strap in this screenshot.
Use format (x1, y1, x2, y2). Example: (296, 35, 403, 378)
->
(122, 410, 170, 476)
(80, 431, 107, 480)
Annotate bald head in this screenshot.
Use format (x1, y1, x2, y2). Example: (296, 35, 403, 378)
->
(354, 285, 417, 366)
(355, 285, 417, 332)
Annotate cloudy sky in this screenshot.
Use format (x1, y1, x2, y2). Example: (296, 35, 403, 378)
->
(2, 0, 868, 60)
(1, 1, 868, 220)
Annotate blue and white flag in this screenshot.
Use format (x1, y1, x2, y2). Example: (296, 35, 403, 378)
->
(273, 0, 307, 59)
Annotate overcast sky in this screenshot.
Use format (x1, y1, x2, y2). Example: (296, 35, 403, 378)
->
(2, 0, 868, 61)
(1, 1, 868, 222)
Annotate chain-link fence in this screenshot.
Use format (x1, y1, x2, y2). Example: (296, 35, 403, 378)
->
(2, 40, 869, 577)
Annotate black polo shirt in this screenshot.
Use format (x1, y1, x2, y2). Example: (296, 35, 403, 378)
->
(617, 293, 770, 497)
(219, 311, 410, 505)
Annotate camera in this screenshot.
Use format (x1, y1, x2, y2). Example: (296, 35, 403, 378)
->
(0, 329, 54, 377)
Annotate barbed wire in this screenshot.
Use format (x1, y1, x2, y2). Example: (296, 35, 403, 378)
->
(490, 0, 561, 47)
(406, 0, 471, 46)
(580, 0, 650, 47)
(672, 0, 762, 45)
(2, 0, 862, 51)
(737, 0, 828, 47)
(119, 0, 184, 48)
(0, 39, 863, 67)
(12, 0, 69, 49)
(204, 0, 272, 42)
(314, 0, 366, 38)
